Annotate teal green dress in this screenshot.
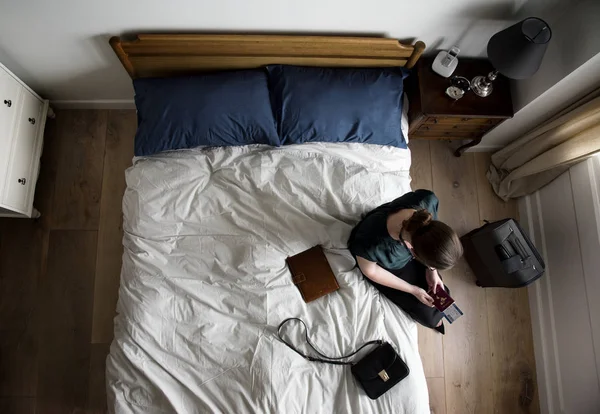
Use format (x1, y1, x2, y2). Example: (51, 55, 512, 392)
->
(349, 189, 439, 269)
(348, 190, 446, 332)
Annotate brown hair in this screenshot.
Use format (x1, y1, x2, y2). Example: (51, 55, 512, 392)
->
(403, 209, 463, 270)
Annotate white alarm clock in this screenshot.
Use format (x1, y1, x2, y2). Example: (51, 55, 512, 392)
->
(432, 47, 460, 78)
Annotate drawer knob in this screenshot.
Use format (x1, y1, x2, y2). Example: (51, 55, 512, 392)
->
(433, 119, 438, 124)
(28, 117, 36, 125)
(461, 117, 470, 122)
(422, 126, 430, 130)
(18, 178, 27, 185)
(3, 99, 11, 107)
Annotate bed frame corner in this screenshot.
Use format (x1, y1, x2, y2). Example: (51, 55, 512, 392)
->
(109, 36, 137, 79)
(405, 41, 426, 69)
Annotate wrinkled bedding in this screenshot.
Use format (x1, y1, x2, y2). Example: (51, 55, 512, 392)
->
(107, 143, 430, 413)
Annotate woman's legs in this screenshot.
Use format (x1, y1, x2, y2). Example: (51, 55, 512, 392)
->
(365, 260, 449, 332)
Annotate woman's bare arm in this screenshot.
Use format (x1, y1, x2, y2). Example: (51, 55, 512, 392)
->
(357, 256, 434, 307)
(357, 256, 415, 292)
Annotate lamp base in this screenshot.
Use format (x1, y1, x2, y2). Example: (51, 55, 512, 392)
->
(471, 70, 498, 97)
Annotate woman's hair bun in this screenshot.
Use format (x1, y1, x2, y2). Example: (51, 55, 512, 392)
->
(403, 209, 433, 234)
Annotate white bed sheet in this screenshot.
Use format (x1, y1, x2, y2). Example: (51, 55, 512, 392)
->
(107, 142, 429, 414)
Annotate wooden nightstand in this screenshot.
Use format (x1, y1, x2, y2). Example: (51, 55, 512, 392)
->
(406, 57, 513, 156)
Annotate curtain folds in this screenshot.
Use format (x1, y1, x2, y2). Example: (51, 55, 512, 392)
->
(488, 88, 600, 200)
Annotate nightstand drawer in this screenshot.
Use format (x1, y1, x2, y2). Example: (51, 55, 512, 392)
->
(425, 116, 502, 126)
(418, 124, 489, 133)
(411, 130, 481, 139)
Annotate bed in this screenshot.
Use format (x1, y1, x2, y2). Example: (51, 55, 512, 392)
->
(107, 34, 428, 414)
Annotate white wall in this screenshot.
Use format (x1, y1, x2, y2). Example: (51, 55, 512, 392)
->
(480, 0, 600, 150)
(478, 52, 600, 151)
(519, 156, 600, 414)
(512, 0, 600, 112)
(0, 0, 547, 103)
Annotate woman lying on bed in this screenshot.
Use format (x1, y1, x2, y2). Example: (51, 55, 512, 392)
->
(348, 189, 463, 334)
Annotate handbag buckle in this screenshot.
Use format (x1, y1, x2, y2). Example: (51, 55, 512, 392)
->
(378, 369, 390, 382)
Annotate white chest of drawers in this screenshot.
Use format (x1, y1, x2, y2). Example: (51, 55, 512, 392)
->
(0, 62, 49, 218)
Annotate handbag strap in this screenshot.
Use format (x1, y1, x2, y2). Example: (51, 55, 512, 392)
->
(277, 318, 383, 366)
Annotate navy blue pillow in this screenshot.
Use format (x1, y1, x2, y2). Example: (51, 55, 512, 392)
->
(133, 70, 279, 156)
(266, 65, 409, 148)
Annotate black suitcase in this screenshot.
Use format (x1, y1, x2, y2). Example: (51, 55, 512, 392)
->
(461, 218, 545, 288)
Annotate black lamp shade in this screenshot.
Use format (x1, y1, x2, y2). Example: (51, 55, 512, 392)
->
(487, 17, 552, 80)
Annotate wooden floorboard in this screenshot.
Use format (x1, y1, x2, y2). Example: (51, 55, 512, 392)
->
(0, 220, 43, 332)
(0, 220, 43, 399)
(0, 112, 541, 413)
(430, 141, 494, 414)
(35, 230, 97, 414)
(87, 343, 110, 413)
(0, 397, 36, 414)
(409, 139, 433, 191)
(410, 139, 445, 380)
(0, 329, 38, 398)
(473, 153, 540, 414)
(51, 110, 107, 230)
(91, 110, 135, 344)
(427, 377, 447, 414)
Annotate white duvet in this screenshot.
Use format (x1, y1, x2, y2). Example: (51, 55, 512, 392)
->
(107, 143, 430, 414)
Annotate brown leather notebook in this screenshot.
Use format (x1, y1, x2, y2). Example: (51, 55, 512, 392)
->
(286, 245, 340, 303)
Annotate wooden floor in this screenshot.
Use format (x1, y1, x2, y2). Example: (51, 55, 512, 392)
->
(0, 110, 539, 414)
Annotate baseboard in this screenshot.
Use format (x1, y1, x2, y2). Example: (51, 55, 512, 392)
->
(50, 99, 135, 109)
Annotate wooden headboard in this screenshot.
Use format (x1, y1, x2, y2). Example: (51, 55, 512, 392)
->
(109, 34, 426, 79)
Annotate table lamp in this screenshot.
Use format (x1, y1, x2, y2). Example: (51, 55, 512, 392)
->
(471, 17, 552, 97)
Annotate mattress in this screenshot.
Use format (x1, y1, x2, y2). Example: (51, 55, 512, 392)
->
(107, 142, 429, 413)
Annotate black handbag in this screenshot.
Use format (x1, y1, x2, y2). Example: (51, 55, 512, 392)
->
(277, 318, 410, 400)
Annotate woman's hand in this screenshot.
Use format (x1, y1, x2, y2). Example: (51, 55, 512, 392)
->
(411, 286, 434, 307)
(426, 268, 444, 294)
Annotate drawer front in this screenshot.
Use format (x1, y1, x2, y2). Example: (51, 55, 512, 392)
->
(3, 90, 43, 213)
(424, 116, 502, 126)
(418, 124, 488, 133)
(0, 69, 23, 194)
(411, 130, 481, 139)
(411, 116, 503, 140)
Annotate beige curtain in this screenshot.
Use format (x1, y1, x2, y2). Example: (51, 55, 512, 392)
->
(488, 88, 600, 200)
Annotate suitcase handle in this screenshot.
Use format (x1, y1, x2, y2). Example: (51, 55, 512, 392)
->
(498, 230, 531, 274)
(508, 233, 530, 261)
